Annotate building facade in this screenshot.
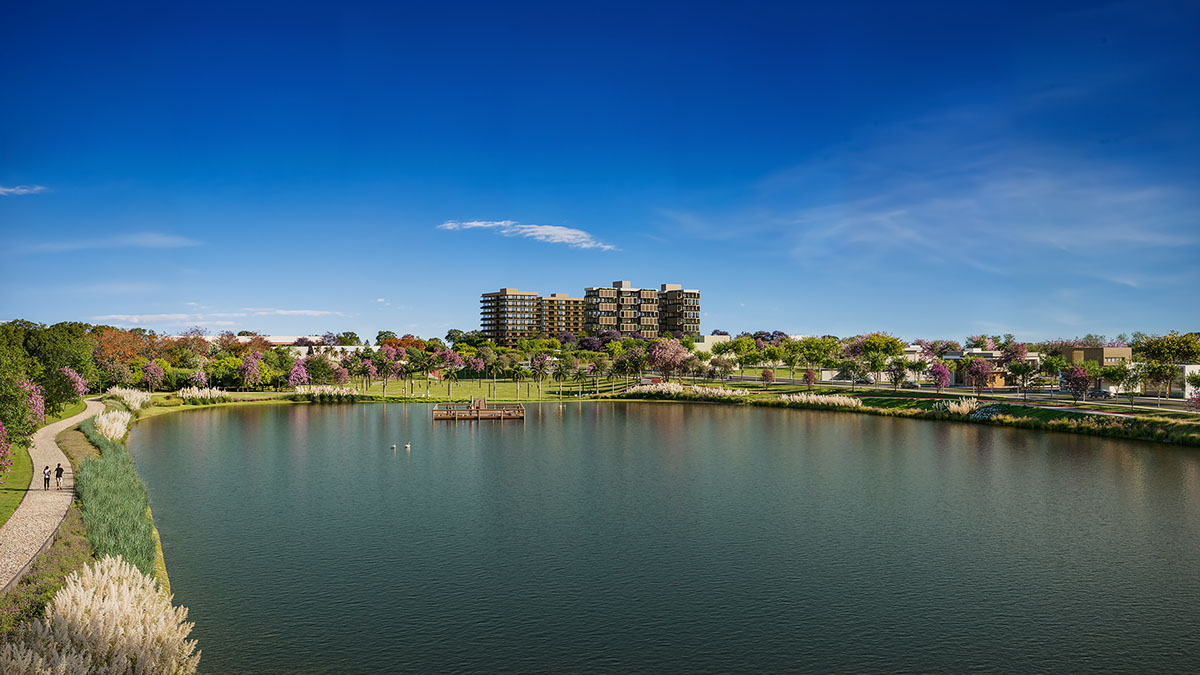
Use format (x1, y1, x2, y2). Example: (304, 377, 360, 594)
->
(480, 288, 586, 347)
(480, 288, 542, 347)
(484, 280, 700, 344)
(584, 281, 662, 338)
(657, 283, 701, 336)
(539, 293, 586, 338)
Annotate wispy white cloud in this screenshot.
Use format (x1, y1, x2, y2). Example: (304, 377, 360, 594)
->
(243, 308, 343, 317)
(438, 220, 616, 251)
(18, 232, 203, 254)
(0, 185, 47, 196)
(91, 306, 342, 328)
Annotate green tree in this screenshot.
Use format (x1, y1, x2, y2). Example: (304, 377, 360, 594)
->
(1132, 331, 1200, 400)
(1142, 361, 1176, 407)
(1008, 361, 1039, 401)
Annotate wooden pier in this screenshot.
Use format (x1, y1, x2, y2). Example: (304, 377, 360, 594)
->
(433, 397, 525, 421)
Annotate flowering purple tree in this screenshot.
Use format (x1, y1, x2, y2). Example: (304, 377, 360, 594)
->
(803, 368, 817, 391)
(1061, 364, 1092, 404)
(288, 362, 310, 387)
(928, 361, 951, 394)
(761, 369, 775, 388)
(648, 338, 690, 382)
(61, 366, 89, 398)
(239, 353, 265, 390)
(142, 361, 165, 392)
(966, 335, 998, 351)
(578, 337, 603, 352)
(333, 367, 350, 385)
(188, 370, 208, 386)
(966, 359, 993, 394)
(374, 346, 406, 397)
(998, 342, 1029, 368)
(18, 378, 45, 425)
(437, 349, 465, 396)
(886, 360, 907, 390)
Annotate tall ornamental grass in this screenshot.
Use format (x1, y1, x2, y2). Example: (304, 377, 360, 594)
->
(76, 419, 157, 576)
(176, 387, 231, 404)
(931, 397, 980, 415)
(92, 411, 132, 441)
(0, 555, 200, 674)
(779, 392, 863, 408)
(106, 387, 151, 411)
(622, 383, 753, 400)
(291, 385, 359, 403)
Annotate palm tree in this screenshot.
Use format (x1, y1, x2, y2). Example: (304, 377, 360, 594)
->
(591, 356, 611, 393)
(443, 368, 459, 397)
(572, 366, 590, 395)
(553, 355, 576, 398)
(530, 357, 550, 399)
(510, 366, 529, 401)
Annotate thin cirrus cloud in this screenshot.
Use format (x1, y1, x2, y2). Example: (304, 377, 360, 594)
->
(92, 308, 343, 327)
(18, 232, 203, 254)
(438, 220, 616, 251)
(0, 184, 47, 196)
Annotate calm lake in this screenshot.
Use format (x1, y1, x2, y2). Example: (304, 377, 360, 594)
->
(127, 402, 1200, 673)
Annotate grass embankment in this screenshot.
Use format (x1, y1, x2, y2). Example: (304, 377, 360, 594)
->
(75, 418, 159, 579)
(611, 386, 1200, 447)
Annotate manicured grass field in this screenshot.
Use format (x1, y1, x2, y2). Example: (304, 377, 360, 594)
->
(0, 399, 90, 530)
(0, 438, 33, 531)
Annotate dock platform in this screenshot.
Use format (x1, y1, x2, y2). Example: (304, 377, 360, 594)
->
(433, 398, 525, 421)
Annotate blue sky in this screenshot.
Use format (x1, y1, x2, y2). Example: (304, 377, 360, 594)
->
(2, 0, 1197, 342)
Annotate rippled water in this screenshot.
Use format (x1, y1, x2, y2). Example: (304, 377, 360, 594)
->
(126, 402, 1200, 673)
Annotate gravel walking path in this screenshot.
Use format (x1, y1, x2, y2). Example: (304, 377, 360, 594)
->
(0, 399, 104, 591)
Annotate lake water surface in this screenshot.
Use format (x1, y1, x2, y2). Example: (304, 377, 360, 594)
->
(127, 402, 1200, 673)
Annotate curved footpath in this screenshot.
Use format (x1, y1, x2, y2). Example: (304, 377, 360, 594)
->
(0, 399, 104, 591)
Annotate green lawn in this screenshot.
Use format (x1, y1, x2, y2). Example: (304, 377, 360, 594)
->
(0, 438, 33, 530)
(0, 399, 90, 529)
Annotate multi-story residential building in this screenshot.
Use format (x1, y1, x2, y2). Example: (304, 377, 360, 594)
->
(657, 283, 701, 336)
(480, 288, 542, 347)
(480, 288, 586, 346)
(539, 293, 586, 338)
(584, 281, 663, 338)
(484, 280, 700, 343)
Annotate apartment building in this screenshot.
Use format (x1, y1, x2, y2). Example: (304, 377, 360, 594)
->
(584, 281, 662, 338)
(480, 288, 542, 347)
(540, 293, 586, 338)
(658, 283, 701, 336)
(479, 288, 585, 346)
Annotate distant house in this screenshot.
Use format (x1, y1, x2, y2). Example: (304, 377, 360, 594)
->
(692, 334, 731, 354)
(941, 348, 1042, 387)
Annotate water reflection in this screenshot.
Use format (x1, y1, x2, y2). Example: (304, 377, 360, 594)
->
(127, 403, 1200, 674)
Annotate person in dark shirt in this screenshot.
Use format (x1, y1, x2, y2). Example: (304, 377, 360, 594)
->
(55, 463, 64, 489)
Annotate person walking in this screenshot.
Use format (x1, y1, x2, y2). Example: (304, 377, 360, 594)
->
(55, 463, 64, 489)
(43, 466, 51, 490)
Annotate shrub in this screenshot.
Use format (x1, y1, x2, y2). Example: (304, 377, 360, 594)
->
(0, 555, 200, 674)
(621, 382, 753, 401)
(105, 387, 151, 411)
(92, 411, 132, 441)
(76, 419, 156, 575)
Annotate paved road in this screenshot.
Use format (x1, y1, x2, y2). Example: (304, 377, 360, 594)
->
(0, 399, 103, 592)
